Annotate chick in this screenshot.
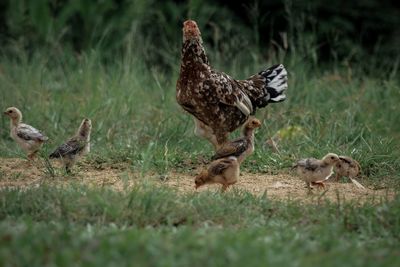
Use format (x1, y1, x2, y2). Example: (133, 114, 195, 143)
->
(3, 107, 48, 160)
(211, 118, 262, 164)
(49, 118, 91, 173)
(195, 156, 239, 192)
(293, 153, 340, 189)
(334, 156, 365, 189)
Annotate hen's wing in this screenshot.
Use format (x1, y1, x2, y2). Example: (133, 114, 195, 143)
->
(17, 124, 48, 142)
(49, 137, 85, 158)
(295, 158, 321, 171)
(204, 71, 254, 116)
(211, 138, 249, 160)
(208, 157, 236, 175)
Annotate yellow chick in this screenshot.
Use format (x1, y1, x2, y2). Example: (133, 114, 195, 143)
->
(293, 153, 340, 189)
(195, 156, 239, 192)
(3, 107, 48, 160)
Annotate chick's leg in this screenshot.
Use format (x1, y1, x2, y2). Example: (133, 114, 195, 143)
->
(306, 182, 312, 190)
(27, 152, 37, 161)
(25, 152, 38, 167)
(221, 184, 229, 192)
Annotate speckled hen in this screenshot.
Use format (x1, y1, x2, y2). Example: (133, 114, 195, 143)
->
(176, 20, 288, 149)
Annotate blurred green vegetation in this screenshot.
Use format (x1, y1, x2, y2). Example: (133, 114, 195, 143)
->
(0, 185, 399, 266)
(0, 0, 399, 71)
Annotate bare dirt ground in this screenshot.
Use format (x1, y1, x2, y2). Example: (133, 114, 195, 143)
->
(0, 158, 395, 204)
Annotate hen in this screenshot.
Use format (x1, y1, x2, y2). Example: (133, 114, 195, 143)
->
(176, 20, 288, 149)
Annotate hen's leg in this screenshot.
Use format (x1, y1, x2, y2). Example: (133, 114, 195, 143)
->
(193, 119, 219, 149)
(215, 132, 229, 149)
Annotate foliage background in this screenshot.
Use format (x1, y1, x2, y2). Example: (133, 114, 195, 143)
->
(0, 0, 399, 69)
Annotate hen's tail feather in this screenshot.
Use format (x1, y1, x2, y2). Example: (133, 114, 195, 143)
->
(256, 64, 288, 107)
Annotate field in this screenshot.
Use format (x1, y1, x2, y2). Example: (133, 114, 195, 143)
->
(0, 3, 400, 265)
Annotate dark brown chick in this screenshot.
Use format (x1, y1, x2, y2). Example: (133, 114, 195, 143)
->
(211, 118, 262, 163)
(334, 156, 365, 189)
(49, 118, 91, 173)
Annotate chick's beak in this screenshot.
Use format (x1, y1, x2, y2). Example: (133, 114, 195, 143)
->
(3, 111, 8, 115)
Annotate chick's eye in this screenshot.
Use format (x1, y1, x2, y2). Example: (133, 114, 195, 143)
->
(331, 156, 334, 159)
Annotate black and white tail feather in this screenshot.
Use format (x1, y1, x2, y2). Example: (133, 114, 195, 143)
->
(257, 64, 288, 107)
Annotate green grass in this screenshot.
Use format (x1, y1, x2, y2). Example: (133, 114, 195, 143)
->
(0, 185, 399, 267)
(0, 5, 400, 265)
(0, 47, 399, 187)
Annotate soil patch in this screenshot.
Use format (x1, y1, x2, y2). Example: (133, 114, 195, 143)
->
(0, 158, 394, 203)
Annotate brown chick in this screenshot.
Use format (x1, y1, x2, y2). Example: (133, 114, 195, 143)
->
(211, 118, 262, 164)
(334, 156, 365, 189)
(195, 156, 239, 192)
(49, 118, 91, 173)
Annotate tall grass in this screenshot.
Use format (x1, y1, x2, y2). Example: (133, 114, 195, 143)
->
(0, 1, 399, 187)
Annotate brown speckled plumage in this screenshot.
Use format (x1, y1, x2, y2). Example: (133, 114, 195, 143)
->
(49, 118, 92, 173)
(211, 118, 261, 164)
(176, 20, 287, 148)
(194, 156, 240, 192)
(333, 156, 365, 189)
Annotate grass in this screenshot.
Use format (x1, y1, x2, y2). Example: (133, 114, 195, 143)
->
(0, 5, 399, 265)
(0, 185, 399, 266)
(0, 46, 399, 187)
